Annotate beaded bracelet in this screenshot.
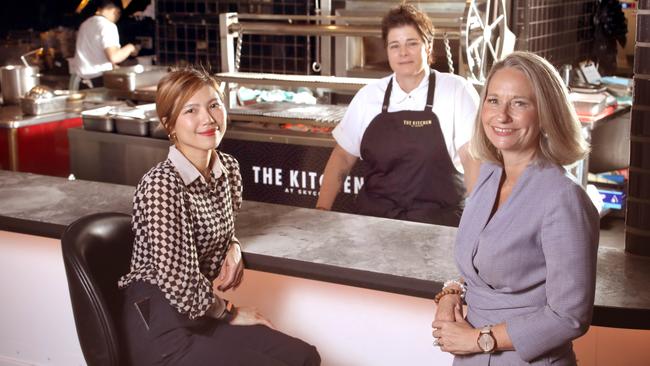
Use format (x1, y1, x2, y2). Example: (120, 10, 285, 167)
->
(433, 288, 462, 304)
(443, 279, 467, 300)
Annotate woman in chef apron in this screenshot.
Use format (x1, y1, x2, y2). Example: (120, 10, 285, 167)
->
(316, 4, 480, 226)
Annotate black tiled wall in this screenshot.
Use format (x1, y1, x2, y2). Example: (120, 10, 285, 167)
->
(626, 3, 650, 256)
(512, 0, 595, 67)
(155, 0, 315, 75)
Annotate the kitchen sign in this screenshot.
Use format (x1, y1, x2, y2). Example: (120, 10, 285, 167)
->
(221, 139, 368, 213)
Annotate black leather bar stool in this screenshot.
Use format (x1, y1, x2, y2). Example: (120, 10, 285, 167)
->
(61, 212, 133, 366)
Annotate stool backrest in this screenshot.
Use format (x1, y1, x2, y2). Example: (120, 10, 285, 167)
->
(61, 212, 133, 366)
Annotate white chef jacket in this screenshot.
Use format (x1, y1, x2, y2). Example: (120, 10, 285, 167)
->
(71, 15, 121, 79)
(332, 69, 479, 173)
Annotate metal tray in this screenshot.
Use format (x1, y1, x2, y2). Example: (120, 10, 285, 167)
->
(20, 95, 68, 115)
(103, 65, 168, 91)
(148, 118, 168, 139)
(228, 102, 346, 126)
(570, 92, 608, 116)
(81, 106, 116, 132)
(82, 115, 114, 132)
(115, 116, 149, 136)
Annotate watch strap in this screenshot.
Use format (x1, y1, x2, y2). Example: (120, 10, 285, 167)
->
(221, 300, 237, 323)
(478, 325, 496, 353)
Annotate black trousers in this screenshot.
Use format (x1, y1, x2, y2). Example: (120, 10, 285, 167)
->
(121, 281, 321, 366)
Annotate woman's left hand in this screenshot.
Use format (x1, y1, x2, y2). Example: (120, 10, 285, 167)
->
(217, 242, 244, 291)
(432, 304, 481, 355)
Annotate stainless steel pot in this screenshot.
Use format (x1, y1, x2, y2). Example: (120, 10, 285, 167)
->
(1, 65, 40, 104)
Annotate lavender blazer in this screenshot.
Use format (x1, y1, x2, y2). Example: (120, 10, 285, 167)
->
(453, 161, 599, 365)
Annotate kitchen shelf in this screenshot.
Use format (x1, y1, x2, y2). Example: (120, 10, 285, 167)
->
(216, 71, 373, 92)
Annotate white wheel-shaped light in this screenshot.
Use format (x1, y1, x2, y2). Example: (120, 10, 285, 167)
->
(462, 0, 516, 85)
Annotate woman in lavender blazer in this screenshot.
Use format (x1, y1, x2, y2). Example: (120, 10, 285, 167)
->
(431, 52, 600, 365)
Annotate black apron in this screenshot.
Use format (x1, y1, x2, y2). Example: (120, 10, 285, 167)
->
(356, 71, 465, 226)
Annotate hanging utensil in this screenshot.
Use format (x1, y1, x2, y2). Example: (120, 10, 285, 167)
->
(20, 48, 43, 67)
(311, 0, 322, 73)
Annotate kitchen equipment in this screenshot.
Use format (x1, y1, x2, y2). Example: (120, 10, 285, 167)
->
(228, 101, 348, 127)
(25, 84, 54, 99)
(20, 88, 87, 115)
(20, 48, 43, 67)
(111, 104, 156, 136)
(20, 94, 68, 115)
(218, 5, 510, 83)
(81, 106, 115, 132)
(114, 117, 149, 136)
(103, 65, 168, 91)
(570, 92, 608, 116)
(132, 85, 157, 102)
(148, 117, 168, 139)
(0, 48, 43, 104)
(1, 65, 40, 104)
(0, 114, 83, 176)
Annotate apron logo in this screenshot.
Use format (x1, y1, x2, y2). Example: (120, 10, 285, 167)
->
(403, 119, 432, 127)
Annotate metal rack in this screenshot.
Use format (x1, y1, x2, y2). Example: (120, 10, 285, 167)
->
(218, 11, 468, 77)
(216, 71, 372, 91)
(216, 71, 374, 127)
(215, 3, 511, 128)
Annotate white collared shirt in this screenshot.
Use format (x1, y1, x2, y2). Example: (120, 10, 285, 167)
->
(332, 69, 479, 172)
(168, 145, 224, 185)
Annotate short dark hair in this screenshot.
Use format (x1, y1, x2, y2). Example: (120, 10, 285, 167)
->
(381, 4, 435, 47)
(97, 0, 119, 10)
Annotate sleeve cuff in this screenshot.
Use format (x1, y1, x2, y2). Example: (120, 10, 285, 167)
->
(506, 307, 586, 362)
(331, 126, 360, 158)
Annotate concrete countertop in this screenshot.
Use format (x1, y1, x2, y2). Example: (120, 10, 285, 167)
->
(1, 170, 649, 329)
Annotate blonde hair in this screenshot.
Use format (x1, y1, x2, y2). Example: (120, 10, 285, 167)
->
(155, 66, 223, 139)
(470, 51, 589, 166)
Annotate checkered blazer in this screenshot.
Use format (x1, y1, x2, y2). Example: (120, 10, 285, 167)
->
(119, 150, 243, 319)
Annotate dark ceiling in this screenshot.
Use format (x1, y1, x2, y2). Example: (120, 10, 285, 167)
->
(0, 0, 151, 37)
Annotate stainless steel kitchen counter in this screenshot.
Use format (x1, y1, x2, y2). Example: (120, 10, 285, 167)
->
(0, 170, 649, 329)
(0, 104, 81, 129)
(0, 88, 123, 129)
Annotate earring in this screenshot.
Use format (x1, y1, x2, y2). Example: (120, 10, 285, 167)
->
(169, 131, 177, 142)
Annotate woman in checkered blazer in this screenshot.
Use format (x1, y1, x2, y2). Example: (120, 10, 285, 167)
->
(118, 67, 320, 366)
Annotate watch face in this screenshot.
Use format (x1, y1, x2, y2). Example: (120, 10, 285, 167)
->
(478, 333, 495, 352)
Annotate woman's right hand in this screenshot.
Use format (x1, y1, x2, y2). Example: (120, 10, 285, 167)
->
(229, 306, 275, 329)
(433, 294, 462, 322)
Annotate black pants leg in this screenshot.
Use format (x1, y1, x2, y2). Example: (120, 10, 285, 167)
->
(122, 281, 320, 366)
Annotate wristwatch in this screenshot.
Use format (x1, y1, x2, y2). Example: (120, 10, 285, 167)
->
(477, 325, 496, 353)
(219, 300, 237, 323)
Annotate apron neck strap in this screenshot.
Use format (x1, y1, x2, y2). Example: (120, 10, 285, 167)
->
(382, 70, 437, 113)
(425, 70, 436, 112)
(382, 77, 393, 113)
